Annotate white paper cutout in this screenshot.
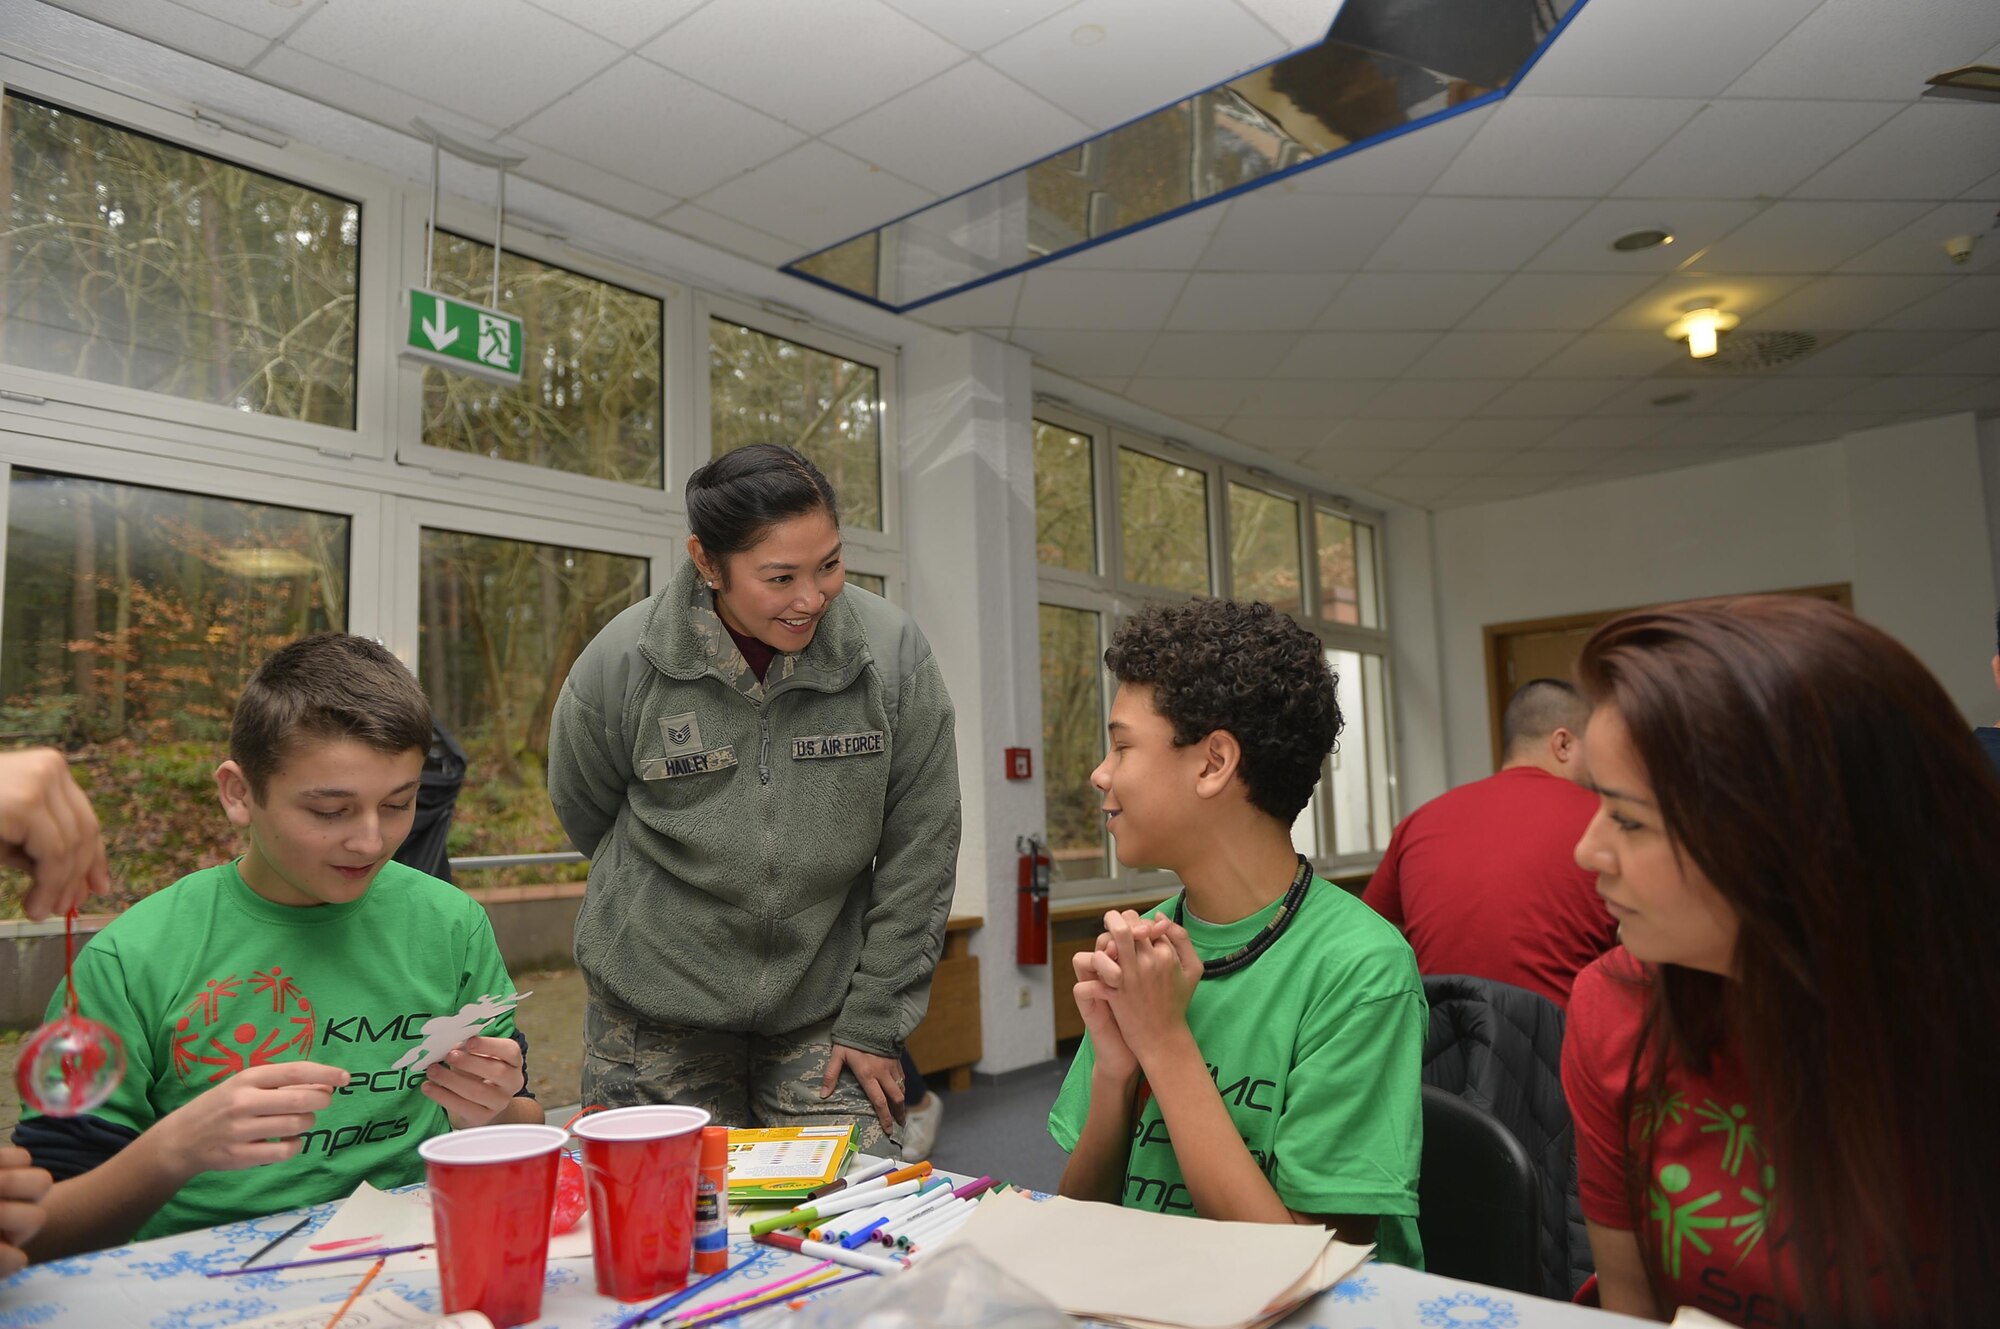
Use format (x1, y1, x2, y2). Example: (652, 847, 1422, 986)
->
(389, 991, 530, 1073)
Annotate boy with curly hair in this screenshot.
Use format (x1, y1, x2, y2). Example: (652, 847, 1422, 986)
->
(1047, 599, 1425, 1265)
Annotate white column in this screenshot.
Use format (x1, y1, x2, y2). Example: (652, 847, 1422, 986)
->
(900, 328, 1054, 1074)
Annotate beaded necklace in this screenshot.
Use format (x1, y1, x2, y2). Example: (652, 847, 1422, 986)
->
(1170, 853, 1313, 979)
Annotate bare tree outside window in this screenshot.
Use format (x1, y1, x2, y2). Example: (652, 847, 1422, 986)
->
(1033, 421, 1096, 573)
(1039, 603, 1109, 881)
(1317, 509, 1362, 625)
(1228, 482, 1302, 614)
(423, 234, 663, 489)
(1118, 448, 1210, 595)
(0, 471, 349, 910)
(709, 319, 882, 530)
(418, 530, 646, 884)
(1, 93, 359, 426)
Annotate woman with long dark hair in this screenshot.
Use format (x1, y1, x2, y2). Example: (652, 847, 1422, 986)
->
(1562, 595, 2000, 1327)
(548, 445, 960, 1154)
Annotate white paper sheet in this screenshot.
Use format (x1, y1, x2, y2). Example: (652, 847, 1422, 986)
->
(216, 1291, 442, 1327)
(279, 1181, 591, 1283)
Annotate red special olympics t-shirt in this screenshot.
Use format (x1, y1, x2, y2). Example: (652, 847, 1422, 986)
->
(1363, 766, 1614, 1007)
(1565, 950, 1781, 1327)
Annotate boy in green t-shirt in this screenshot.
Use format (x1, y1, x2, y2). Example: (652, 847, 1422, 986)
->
(1047, 599, 1426, 1265)
(14, 634, 541, 1255)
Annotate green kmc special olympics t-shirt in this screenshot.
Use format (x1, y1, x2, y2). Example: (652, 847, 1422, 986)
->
(27, 860, 519, 1239)
(1048, 877, 1427, 1268)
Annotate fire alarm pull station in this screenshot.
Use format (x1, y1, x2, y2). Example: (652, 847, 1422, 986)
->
(1017, 835, 1051, 965)
(1005, 747, 1032, 780)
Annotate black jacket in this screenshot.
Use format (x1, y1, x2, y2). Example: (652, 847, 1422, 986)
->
(1421, 973, 1589, 1298)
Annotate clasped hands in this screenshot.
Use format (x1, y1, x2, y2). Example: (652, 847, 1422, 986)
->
(1073, 909, 1203, 1081)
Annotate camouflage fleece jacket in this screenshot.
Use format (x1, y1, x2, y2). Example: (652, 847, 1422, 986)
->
(547, 557, 961, 1057)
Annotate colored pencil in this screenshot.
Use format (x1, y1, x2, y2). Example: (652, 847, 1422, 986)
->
(237, 1214, 313, 1270)
(609, 1256, 753, 1329)
(205, 1242, 432, 1277)
(319, 1256, 383, 1329)
(671, 1271, 871, 1329)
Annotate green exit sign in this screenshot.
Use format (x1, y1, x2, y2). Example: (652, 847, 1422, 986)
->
(401, 288, 523, 384)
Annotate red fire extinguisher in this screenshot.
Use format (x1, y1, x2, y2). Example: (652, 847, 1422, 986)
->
(1017, 835, 1051, 966)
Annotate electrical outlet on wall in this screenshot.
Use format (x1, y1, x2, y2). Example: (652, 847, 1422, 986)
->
(1016, 985, 1033, 1008)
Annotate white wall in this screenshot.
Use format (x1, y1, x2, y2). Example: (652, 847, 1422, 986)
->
(1429, 413, 1995, 787)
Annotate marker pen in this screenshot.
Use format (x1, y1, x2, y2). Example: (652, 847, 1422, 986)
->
(756, 1232, 908, 1276)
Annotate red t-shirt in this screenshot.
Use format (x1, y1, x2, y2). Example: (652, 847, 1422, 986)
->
(1564, 950, 1783, 1327)
(1363, 766, 1614, 1007)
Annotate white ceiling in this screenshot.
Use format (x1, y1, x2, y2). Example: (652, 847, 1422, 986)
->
(19, 0, 2000, 509)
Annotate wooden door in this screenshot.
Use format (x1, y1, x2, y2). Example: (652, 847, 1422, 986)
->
(1483, 584, 1852, 769)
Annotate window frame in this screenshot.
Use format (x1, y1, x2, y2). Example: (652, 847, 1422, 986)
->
(696, 292, 903, 561)
(389, 191, 682, 512)
(0, 62, 398, 461)
(1030, 404, 1110, 592)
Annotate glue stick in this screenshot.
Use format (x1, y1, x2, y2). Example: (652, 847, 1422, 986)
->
(694, 1125, 729, 1273)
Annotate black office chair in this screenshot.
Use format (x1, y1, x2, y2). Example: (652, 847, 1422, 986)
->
(1418, 1084, 1543, 1295)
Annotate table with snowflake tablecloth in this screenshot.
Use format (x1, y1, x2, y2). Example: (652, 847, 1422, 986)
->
(0, 1185, 1653, 1329)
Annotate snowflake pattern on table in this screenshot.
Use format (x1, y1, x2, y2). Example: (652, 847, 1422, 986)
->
(12, 1247, 111, 1280)
(1416, 1291, 1521, 1327)
(0, 1305, 61, 1327)
(128, 1246, 244, 1281)
(1329, 1274, 1378, 1303)
(147, 1296, 278, 1328)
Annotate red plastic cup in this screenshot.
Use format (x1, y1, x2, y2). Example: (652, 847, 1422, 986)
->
(419, 1124, 568, 1329)
(573, 1105, 712, 1302)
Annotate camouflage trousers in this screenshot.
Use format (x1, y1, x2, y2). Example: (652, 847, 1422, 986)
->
(581, 994, 894, 1156)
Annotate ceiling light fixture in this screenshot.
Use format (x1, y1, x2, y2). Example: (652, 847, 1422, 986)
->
(1664, 302, 1739, 360)
(1612, 229, 1674, 251)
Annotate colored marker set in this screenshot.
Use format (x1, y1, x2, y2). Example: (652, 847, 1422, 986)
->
(754, 1165, 997, 1266)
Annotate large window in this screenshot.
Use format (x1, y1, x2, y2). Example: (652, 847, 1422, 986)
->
(709, 318, 884, 530)
(0, 469, 349, 909)
(1032, 404, 1396, 894)
(1, 92, 359, 427)
(422, 234, 664, 489)
(418, 529, 648, 883)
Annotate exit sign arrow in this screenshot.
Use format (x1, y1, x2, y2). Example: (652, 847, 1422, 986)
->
(400, 287, 523, 385)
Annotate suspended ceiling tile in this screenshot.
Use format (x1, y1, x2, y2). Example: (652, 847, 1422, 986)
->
(1138, 331, 1301, 378)
(1456, 273, 1658, 331)
(1711, 375, 1871, 416)
(1937, 377, 2000, 412)
(642, 0, 962, 134)
(1233, 0, 1343, 48)
(1285, 104, 1494, 197)
(1532, 329, 1683, 378)
(1613, 100, 1897, 201)
(1478, 377, 1631, 417)
(907, 275, 1024, 328)
(1599, 272, 1810, 334)
(1686, 200, 1930, 274)
(44, 0, 273, 67)
(823, 62, 1091, 196)
(1881, 276, 2000, 329)
(1196, 192, 1417, 272)
(1057, 207, 1225, 271)
(1297, 447, 1411, 479)
(1016, 269, 1187, 329)
(875, 0, 1078, 51)
(171, 0, 323, 40)
(1726, 0, 2000, 101)
(1321, 418, 1455, 449)
(982, 0, 1285, 130)
(1743, 412, 1897, 446)
(1165, 274, 1346, 331)
(1916, 330, 2000, 376)
(1646, 414, 1773, 448)
(1010, 328, 1159, 377)
(514, 58, 804, 201)
(1538, 415, 1675, 449)
(1368, 475, 1460, 505)
(1838, 201, 2000, 274)
(504, 143, 681, 220)
(1792, 102, 2000, 202)
(283, 0, 621, 128)
(1270, 331, 1439, 380)
(1588, 376, 1758, 415)
(1742, 274, 1956, 331)
(1514, 0, 1821, 97)
(522, 0, 703, 47)
(1526, 199, 1764, 274)
(1964, 170, 2000, 200)
(1388, 449, 1518, 477)
(1433, 417, 1571, 450)
(1355, 379, 1510, 419)
(1125, 378, 1258, 417)
(1777, 329, 1973, 378)
(1366, 197, 1594, 272)
(696, 142, 935, 249)
(1074, 375, 1132, 395)
(1225, 417, 1342, 450)
(1313, 273, 1506, 331)
(1430, 96, 1702, 198)
(1403, 331, 1574, 379)
(249, 44, 508, 142)
(1435, 475, 1568, 506)
(657, 203, 801, 265)
(1831, 374, 1999, 414)
(1234, 378, 1388, 418)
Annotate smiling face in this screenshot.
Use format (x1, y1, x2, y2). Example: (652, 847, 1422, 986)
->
(1573, 704, 1740, 976)
(690, 509, 846, 654)
(218, 738, 424, 907)
(1090, 683, 1213, 872)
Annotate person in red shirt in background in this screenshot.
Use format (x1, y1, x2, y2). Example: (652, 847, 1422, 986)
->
(1364, 678, 1614, 1008)
(1562, 597, 1999, 1328)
